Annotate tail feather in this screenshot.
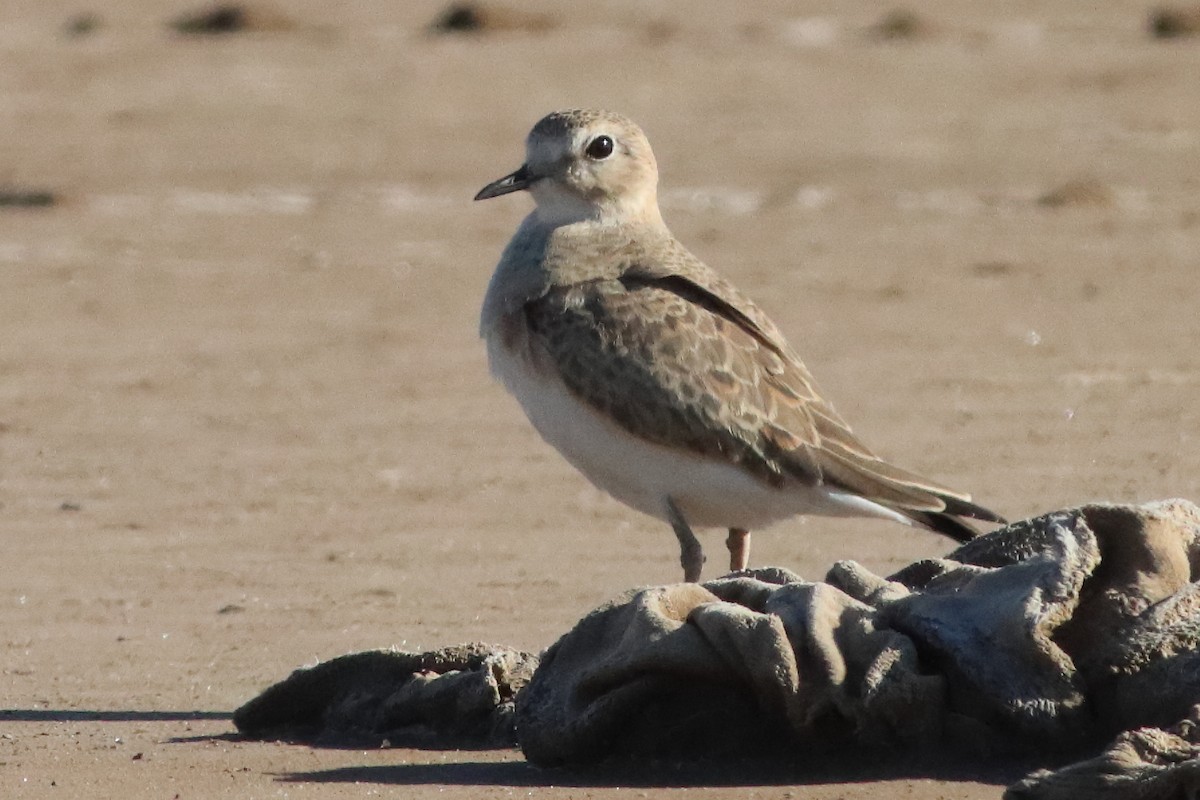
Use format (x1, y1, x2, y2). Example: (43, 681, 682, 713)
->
(910, 510, 983, 544)
(806, 434, 1007, 545)
(940, 495, 1007, 525)
(906, 496, 1007, 544)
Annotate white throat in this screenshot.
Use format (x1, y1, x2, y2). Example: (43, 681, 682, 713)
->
(529, 182, 664, 229)
(529, 182, 598, 227)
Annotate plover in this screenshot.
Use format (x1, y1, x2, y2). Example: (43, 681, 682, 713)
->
(476, 109, 1003, 582)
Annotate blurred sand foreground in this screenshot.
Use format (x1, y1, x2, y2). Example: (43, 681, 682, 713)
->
(3, 1, 1199, 797)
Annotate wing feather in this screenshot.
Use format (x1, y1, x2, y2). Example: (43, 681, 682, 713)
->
(523, 261, 993, 522)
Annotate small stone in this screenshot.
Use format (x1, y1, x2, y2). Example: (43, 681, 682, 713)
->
(1149, 6, 1200, 38)
(429, 2, 557, 35)
(1037, 178, 1115, 209)
(870, 9, 931, 40)
(0, 188, 57, 209)
(63, 13, 102, 37)
(169, 3, 293, 35)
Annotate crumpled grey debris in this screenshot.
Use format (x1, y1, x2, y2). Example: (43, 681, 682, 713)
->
(516, 500, 1200, 784)
(233, 643, 537, 746)
(1005, 705, 1200, 799)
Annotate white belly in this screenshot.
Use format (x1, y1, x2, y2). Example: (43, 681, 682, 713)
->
(485, 329, 909, 531)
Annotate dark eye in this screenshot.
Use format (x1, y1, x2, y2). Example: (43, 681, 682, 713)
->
(585, 135, 614, 160)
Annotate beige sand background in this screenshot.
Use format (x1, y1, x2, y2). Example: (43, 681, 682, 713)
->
(3, 0, 1199, 797)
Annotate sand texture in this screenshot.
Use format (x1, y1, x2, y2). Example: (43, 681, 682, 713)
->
(3, 1, 1200, 797)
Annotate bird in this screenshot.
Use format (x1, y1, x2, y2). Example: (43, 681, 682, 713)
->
(475, 109, 1004, 582)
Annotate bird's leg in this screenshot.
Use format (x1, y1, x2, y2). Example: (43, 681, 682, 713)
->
(727, 528, 750, 572)
(666, 498, 705, 583)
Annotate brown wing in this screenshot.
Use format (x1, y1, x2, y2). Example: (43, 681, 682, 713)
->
(524, 277, 802, 485)
(524, 269, 1001, 524)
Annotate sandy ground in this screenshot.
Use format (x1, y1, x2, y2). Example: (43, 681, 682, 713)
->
(3, 0, 1199, 797)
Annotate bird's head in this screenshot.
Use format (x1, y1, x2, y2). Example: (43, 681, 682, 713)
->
(475, 109, 662, 227)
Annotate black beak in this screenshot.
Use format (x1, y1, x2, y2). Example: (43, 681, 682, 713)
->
(474, 164, 534, 201)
